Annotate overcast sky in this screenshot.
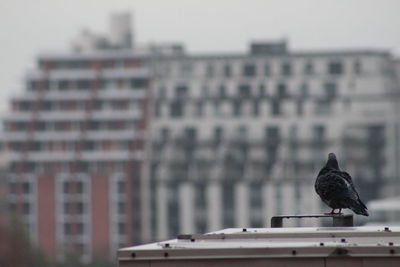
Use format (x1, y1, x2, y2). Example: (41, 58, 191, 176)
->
(0, 0, 399, 113)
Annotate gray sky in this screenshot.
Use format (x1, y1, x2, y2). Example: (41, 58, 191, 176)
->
(0, 0, 399, 113)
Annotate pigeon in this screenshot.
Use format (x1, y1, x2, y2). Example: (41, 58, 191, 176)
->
(315, 153, 368, 216)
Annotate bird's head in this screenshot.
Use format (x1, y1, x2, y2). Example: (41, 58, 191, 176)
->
(326, 153, 339, 170)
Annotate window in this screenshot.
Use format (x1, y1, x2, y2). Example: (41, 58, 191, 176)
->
(259, 84, 266, 97)
(184, 127, 197, 142)
(58, 80, 69, 90)
(202, 85, 209, 98)
(175, 85, 188, 98)
(243, 64, 256, 77)
(77, 223, 84, 234)
(232, 101, 241, 117)
(265, 126, 280, 141)
(64, 203, 71, 214)
(35, 121, 46, 131)
(277, 83, 287, 98)
(354, 60, 362, 74)
(76, 181, 84, 194)
(219, 85, 226, 98)
(214, 100, 221, 117)
(76, 202, 84, 214)
(154, 101, 162, 117)
(222, 182, 235, 227)
(239, 84, 251, 98)
(22, 182, 31, 194)
(195, 101, 203, 117)
(160, 128, 170, 142)
(271, 100, 281, 115)
(117, 181, 125, 194)
(180, 62, 192, 78)
(195, 183, 206, 209)
(253, 100, 260, 116)
(300, 83, 308, 98)
(289, 125, 298, 141)
(224, 64, 231, 77)
(324, 82, 337, 99)
(304, 62, 314, 74)
(118, 202, 125, 214)
(8, 202, 16, 212)
(118, 222, 126, 235)
(170, 101, 183, 117)
(250, 182, 262, 207)
(281, 62, 292, 76)
(29, 81, 38, 91)
(22, 202, 30, 214)
(158, 87, 166, 99)
(63, 181, 70, 194)
(130, 79, 146, 88)
(8, 182, 16, 194)
(237, 125, 247, 140)
(296, 100, 304, 116)
(214, 126, 223, 142)
(315, 99, 331, 115)
(77, 80, 90, 89)
(328, 61, 343, 75)
(64, 223, 71, 235)
(313, 125, 325, 141)
(41, 101, 52, 111)
(264, 63, 271, 76)
(206, 64, 214, 77)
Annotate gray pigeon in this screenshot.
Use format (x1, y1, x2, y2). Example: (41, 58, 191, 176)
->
(315, 153, 368, 216)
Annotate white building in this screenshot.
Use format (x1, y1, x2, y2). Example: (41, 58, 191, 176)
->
(149, 41, 400, 240)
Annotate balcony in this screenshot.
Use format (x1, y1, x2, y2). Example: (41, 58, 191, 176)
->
(4, 150, 143, 162)
(11, 88, 146, 102)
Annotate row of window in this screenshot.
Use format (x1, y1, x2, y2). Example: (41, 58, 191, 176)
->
(39, 58, 143, 70)
(8, 161, 133, 173)
(6, 140, 141, 152)
(155, 98, 336, 118)
(13, 99, 135, 112)
(8, 181, 32, 194)
(29, 78, 147, 91)
(157, 125, 326, 143)
(160, 60, 362, 78)
(8, 201, 31, 215)
(156, 82, 337, 100)
(6, 120, 139, 132)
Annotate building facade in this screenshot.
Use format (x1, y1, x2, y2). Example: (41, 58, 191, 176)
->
(150, 43, 400, 240)
(1, 49, 152, 261)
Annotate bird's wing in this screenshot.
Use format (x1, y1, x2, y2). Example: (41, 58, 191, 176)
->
(316, 172, 354, 201)
(333, 170, 367, 209)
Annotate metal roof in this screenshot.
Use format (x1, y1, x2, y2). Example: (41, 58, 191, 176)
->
(118, 226, 400, 262)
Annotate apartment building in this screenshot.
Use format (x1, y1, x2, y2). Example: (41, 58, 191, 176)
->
(1, 14, 154, 262)
(150, 42, 399, 240)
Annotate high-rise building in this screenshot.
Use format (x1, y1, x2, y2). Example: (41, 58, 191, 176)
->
(149, 42, 400, 239)
(1, 17, 152, 260)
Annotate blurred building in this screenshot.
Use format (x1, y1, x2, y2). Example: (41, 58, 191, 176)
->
(150, 41, 400, 240)
(2, 13, 400, 263)
(0, 14, 154, 262)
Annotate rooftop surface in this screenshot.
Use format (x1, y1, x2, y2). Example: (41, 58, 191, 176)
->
(118, 226, 400, 263)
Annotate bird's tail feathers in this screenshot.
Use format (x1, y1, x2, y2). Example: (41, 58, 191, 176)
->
(350, 199, 369, 216)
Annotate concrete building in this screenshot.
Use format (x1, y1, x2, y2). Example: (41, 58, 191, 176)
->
(1, 48, 152, 263)
(149, 42, 400, 240)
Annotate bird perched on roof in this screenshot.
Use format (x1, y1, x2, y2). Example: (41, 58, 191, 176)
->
(315, 153, 369, 216)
